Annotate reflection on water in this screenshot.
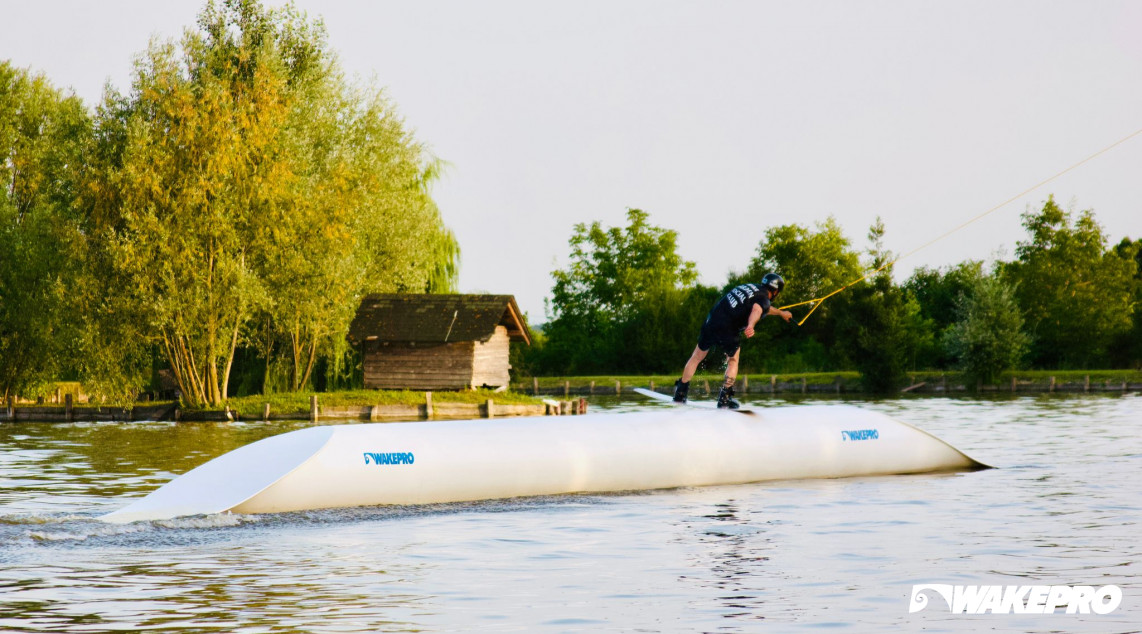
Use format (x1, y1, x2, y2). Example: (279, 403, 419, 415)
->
(1, 394, 1139, 631)
(677, 499, 773, 624)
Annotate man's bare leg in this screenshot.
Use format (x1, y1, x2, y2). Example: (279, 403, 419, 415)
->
(717, 349, 742, 408)
(723, 348, 741, 388)
(681, 346, 708, 382)
(675, 346, 709, 402)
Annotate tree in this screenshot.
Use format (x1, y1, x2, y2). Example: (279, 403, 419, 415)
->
(1109, 237, 1142, 368)
(84, 13, 292, 406)
(832, 218, 930, 392)
(0, 62, 89, 400)
(903, 261, 985, 368)
(943, 275, 1029, 387)
(542, 208, 698, 374)
(83, 0, 458, 404)
(1000, 196, 1136, 368)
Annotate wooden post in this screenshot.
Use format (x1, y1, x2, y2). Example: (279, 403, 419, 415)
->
(1049, 376, 1056, 392)
(703, 379, 710, 396)
(742, 375, 748, 393)
(1011, 376, 1017, 392)
(801, 377, 807, 394)
(310, 395, 319, 422)
(615, 380, 621, 395)
(578, 398, 587, 414)
(559, 400, 569, 415)
(533, 377, 539, 395)
(649, 380, 655, 392)
(263, 403, 271, 420)
(1084, 375, 1090, 393)
(65, 394, 73, 423)
(564, 380, 570, 398)
(425, 391, 434, 419)
(589, 380, 595, 394)
(6, 395, 13, 420)
(771, 375, 777, 393)
(54, 387, 61, 404)
(486, 399, 494, 419)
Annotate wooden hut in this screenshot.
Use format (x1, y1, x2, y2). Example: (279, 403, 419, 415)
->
(347, 294, 531, 390)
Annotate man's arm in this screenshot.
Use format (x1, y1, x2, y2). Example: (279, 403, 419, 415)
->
(744, 304, 792, 337)
(767, 305, 793, 322)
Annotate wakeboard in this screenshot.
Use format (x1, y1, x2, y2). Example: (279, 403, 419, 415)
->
(633, 387, 756, 414)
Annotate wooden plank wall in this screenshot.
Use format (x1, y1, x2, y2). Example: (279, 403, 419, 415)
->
(363, 341, 476, 390)
(471, 325, 510, 388)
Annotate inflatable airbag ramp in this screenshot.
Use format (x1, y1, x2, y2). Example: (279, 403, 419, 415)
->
(101, 405, 989, 523)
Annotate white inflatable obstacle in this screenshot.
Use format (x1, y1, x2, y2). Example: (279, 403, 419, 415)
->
(101, 405, 989, 523)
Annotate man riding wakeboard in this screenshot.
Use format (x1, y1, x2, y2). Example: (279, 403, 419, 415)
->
(673, 273, 792, 408)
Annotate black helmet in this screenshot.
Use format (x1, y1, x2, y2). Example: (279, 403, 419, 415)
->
(760, 272, 785, 297)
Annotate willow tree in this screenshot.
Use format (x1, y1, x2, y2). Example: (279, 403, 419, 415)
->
(86, 0, 457, 404)
(245, 12, 458, 392)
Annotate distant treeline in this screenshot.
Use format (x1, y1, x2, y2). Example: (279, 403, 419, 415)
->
(515, 205, 1141, 392)
(0, 1, 457, 406)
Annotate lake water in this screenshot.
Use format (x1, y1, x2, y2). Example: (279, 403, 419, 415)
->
(1, 394, 1139, 632)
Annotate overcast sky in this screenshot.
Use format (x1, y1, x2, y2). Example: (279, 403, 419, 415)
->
(4, 0, 1141, 320)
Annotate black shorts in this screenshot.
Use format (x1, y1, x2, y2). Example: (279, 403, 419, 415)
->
(697, 314, 741, 356)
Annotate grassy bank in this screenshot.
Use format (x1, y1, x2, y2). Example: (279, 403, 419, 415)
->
(513, 369, 1142, 393)
(215, 388, 543, 419)
(517, 372, 855, 391)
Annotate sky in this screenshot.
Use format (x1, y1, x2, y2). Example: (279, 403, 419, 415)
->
(3, 0, 1141, 320)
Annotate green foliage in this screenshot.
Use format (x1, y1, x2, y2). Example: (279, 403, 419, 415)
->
(1000, 196, 1136, 368)
(833, 273, 927, 392)
(550, 208, 696, 322)
(616, 284, 721, 373)
(904, 261, 985, 368)
(942, 276, 1029, 386)
(540, 209, 701, 374)
(1109, 237, 1142, 368)
(0, 62, 89, 399)
(80, 0, 457, 405)
(830, 220, 931, 392)
(905, 261, 985, 331)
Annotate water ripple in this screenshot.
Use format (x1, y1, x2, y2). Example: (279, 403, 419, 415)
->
(1, 395, 1139, 631)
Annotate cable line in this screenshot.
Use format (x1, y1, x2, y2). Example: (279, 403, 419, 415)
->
(780, 125, 1142, 326)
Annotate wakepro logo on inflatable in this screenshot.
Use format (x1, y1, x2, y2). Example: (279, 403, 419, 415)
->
(909, 584, 1122, 615)
(841, 429, 879, 441)
(363, 452, 415, 465)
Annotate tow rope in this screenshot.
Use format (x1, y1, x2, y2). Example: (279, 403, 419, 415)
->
(780, 125, 1142, 326)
